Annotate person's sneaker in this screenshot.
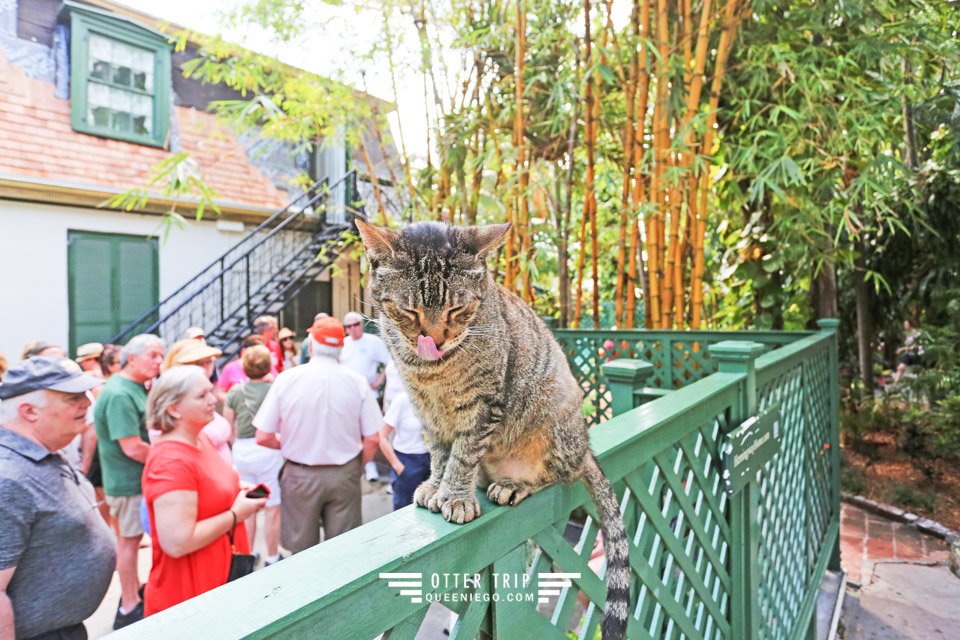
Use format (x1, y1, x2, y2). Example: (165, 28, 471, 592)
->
(264, 553, 287, 567)
(364, 461, 380, 482)
(113, 600, 144, 630)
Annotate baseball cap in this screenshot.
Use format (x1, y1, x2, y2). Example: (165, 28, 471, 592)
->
(310, 317, 345, 347)
(184, 327, 206, 340)
(343, 311, 364, 326)
(75, 342, 104, 363)
(0, 357, 104, 400)
(278, 327, 295, 341)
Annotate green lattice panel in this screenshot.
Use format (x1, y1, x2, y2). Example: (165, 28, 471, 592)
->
(531, 416, 734, 640)
(553, 331, 801, 425)
(755, 365, 806, 639)
(554, 333, 667, 425)
(802, 348, 835, 567)
(669, 340, 717, 389)
(753, 344, 834, 640)
(372, 413, 737, 640)
(621, 415, 733, 640)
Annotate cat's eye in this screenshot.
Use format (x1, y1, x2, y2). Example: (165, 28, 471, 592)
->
(446, 305, 465, 320)
(398, 307, 419, 321)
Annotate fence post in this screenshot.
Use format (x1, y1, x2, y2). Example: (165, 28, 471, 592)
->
(601, 359, 655, 416)
(817, 318, 842, 571)
(709, 340, 764, 640)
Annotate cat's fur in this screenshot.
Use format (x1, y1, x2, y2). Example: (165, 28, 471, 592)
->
(356, 220, 629, 640)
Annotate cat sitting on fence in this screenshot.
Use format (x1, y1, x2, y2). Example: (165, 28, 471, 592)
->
(357, 220, 629, 640)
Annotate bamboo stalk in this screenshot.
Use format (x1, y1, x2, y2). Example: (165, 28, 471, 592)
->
(628, 0, 652, 328)
(514, 0, 529, 296)
(572, 193, 589, 328)
(590, 2, 611, 328)
(690, 0, 742, 328)
(615, 0, 641, 327)
(383, 15, 419, 216)
(574, 0, 596, 328)
(358, 137, 389, 226)
(647, 0, 670, 328)
(560, 39, 581, 328)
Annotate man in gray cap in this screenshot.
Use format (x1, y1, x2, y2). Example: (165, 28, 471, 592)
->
(0, 357, 116, 640)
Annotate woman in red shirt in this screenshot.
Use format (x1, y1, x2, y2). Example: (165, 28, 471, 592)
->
(142, 366, 267, 615)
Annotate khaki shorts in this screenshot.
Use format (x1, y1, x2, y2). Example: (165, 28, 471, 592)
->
(106, 494, 144, 538)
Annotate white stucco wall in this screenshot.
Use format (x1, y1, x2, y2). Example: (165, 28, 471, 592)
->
(0, 199, 246, 361)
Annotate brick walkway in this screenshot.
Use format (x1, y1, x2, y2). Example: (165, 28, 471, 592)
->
(840, 502, 951, 585)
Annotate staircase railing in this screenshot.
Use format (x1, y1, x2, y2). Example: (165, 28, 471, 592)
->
(110, 170, 362, 347)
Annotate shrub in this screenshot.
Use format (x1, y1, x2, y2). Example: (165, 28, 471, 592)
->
(841, 466, 866, 495)
(889, 483, 938, 513)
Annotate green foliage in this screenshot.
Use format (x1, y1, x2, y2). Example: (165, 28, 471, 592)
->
(101, 152, 221, 242)
(840, 466, 866, 495)
(894, 305, 960, 465)
(889, 483, 938, 513)
(107, 0, 960, 339)
(840, 396, 905, 456)
(718, 0, 960, 330)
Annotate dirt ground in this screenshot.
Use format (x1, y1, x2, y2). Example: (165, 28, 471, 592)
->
(841, 432, 960, 532)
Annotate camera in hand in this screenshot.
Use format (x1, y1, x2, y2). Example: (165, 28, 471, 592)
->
(246, 484, 270, 499)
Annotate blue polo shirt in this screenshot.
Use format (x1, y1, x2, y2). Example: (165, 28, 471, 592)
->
(0, 428, 116, 638)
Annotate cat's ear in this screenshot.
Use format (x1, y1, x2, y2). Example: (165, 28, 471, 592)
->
(356, 220, 400, 260)
(461, 223, 511, 258)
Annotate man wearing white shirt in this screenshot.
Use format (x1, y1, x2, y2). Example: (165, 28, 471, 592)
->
(341, 312, 390, 390)
(341, 311, 391, 482)
(254, 317, 382, 552)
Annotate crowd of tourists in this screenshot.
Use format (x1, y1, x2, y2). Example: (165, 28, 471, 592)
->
(0, 312, 430, 640)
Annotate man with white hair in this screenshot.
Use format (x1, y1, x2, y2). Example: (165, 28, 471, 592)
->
(254, 317, 382, 553)
(0, 357, 115, 640)
(94, 333, 164, 629)
(340, 311, 390, 482)
(341, 311, 390, 391)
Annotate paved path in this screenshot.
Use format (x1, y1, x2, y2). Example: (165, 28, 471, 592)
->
(839, 503, 959, 640)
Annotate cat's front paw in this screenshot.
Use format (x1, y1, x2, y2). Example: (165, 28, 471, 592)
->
(439, 496, 481, 524)
(426, 487, 481, 524)
(413, 481, 440, 509)
(487, 481, 533, 506)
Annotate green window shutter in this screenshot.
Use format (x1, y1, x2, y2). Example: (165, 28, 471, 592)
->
(68, 232, 115, 353)
(68, 231, 159, 353)
(116, 235, 159, 334)
(63, 1, 171, 148)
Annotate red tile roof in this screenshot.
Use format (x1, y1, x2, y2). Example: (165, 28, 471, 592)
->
(0, 49, 289, 213)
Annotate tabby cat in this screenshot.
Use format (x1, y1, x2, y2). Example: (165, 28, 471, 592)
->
(356, 220, 629, 640)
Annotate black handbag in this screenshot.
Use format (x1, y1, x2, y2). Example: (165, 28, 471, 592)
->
(226, 522, 255, 582)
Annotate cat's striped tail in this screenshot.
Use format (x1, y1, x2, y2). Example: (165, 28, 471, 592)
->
(581, 452, 630, 640)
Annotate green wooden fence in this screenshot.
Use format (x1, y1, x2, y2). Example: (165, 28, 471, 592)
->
(553, 329, 811, 426)
(112, 323, 840, 640)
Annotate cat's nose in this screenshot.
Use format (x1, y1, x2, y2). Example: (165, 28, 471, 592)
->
(419, 329, 446, 348)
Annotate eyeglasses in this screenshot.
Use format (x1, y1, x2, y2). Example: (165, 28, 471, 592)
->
(345, 323, 362, 329)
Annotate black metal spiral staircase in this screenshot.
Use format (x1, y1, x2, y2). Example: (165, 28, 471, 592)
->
(110, 171, 364, 361)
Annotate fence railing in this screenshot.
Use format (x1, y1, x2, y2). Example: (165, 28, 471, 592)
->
(112, 324, 840, 640)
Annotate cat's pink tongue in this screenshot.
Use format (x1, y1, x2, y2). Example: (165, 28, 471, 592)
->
(417, 335, 444, 361)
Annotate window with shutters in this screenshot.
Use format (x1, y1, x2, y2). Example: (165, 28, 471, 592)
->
(61, 2, 171, 147)
(68, 231, 159, 353)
